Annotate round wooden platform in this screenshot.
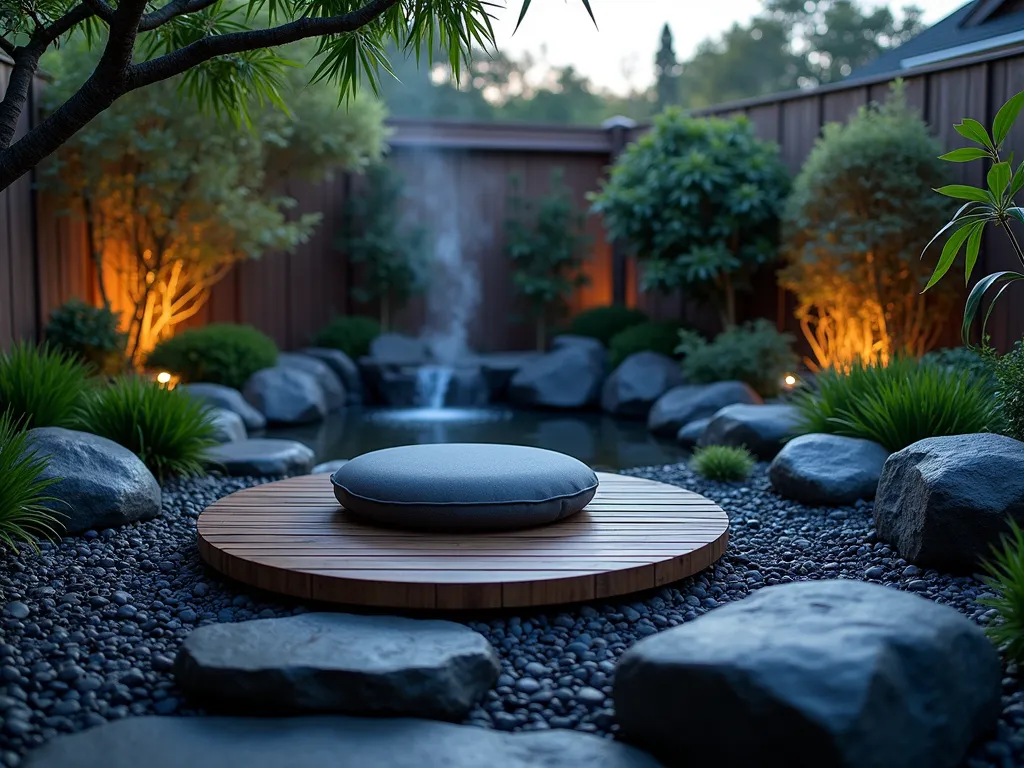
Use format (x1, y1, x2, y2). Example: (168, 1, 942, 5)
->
(197, 472, 729, 610)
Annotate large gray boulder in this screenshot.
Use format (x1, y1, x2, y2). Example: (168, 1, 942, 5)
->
(647, 382, 762, 437)
(21, 715, 661, 768)
(206, 407, 247, 444)
(614, 580, 1001, 768)
(875, 433, 1024, 571)
(675, 418, 710, 449)
(301, 348, 363, 404)
(25, 428, 161, 534)
(552, 334, 608, 372)
(697, 403, 801, 460)
(601, 351, 684, 419)
(204, 439, 315, 478)
(174, 613, 500, 720)
(180, 382, 266, 431)
(243, 367, 327, 425)
(277, 353, 346, 411)
(370, 333, 430, 364)
(770, 433, 889, 506)
(508, 345, 605, 409)
(475, 352, 542, 402)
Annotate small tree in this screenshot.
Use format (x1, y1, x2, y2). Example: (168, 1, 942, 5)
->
(779, 83, 953, 369)
(591, 111, 788, 329)
(338, 164, 429, 331)
(40, 38, 386, 365)
(505, 169, 591, 350)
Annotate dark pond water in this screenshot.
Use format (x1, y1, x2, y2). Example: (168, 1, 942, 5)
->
(267, 407, 686, 471)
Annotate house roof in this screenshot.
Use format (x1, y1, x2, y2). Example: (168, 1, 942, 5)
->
(851, 0, 1024, 79)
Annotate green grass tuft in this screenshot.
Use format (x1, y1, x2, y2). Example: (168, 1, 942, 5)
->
(0, 409, 65, 553)
(78, 377, 218, 482)
(793, 357, 996, 452)
(980, 519, 1024, 664)
(690, 445, 755, 482)
(0, 342, 92, 429)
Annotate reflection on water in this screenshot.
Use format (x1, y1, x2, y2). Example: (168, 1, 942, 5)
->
(267, 407, 685, 471)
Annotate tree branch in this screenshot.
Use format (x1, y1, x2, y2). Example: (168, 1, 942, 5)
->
(36, 4, 98, 45)
(129, 0, 400, 89)
(139, 0, 218, 32)
(0, 51, 41, 151)
(80, 0, 116, 24)
(0, 37, 16, 57)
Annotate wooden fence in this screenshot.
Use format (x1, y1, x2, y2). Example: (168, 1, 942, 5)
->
(6, 43, 1024, 353)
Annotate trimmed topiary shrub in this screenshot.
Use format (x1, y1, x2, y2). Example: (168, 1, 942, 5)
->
(690, 445, 755, 482)
(778, 83, 953, 370)
(677, 320, 797, 398)
(608, 321, 684, 369)
(793, 357, 996, 452)
(312, 315, 382, 360)
(0, 342, 92, 429)
(591, 111, 788, 328)
(0, 409, 64, 552)
(78, 376, 218, 481)
(146, 324, 278, 391)
(44, 299, 128, 376)
(567, 305, 649, 347)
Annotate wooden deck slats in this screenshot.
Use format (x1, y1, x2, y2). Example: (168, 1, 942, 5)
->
(197, 472, 729, 609)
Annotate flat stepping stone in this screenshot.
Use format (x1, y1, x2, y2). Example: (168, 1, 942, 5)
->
(21, 715, 661, 768)
(614, 580, 1000, 768)
(174, 613, 499, 719)
(205, 439, 314, 478)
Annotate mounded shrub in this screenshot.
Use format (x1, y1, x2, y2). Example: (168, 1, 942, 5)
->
(312, 315, 381, 360)
(0, 342, 92, 429)
(0, 409, 64, 552)
(690, 445, 755, 482)
(778, 83, 953, 370)
(146, 324, 278, 392)
(566, 305, 649, 347)
(608, 321, 684, 369)
(677, 319, 797, 398)
(78, 376, 218, 481)
(793, 357, 996, 452)
(993, 340, 1024, 441)
(44, 299, 128, 376)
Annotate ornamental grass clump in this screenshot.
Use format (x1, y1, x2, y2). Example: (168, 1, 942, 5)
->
(0, 409, 65, 553)
(78, 377, 218, 481)
(0, 342, 92, 429)
(793, 357, 996, 452)
(980, 519, 1024, 664)
(690, 445, 755, 482)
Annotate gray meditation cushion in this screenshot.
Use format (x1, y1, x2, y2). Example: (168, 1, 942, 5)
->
(330, 443, 599, 532)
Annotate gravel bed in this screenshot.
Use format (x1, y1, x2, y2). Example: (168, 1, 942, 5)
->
(0, 464, 1021, 767)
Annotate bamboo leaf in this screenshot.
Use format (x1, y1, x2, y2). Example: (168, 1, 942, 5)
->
(923, 221, 977, 291)
(939, 147, 990, 163)
(965, 221, 985, 283)
(989, 162, 1012, 199)
(955, 118, 995, 149)
(921, 211, 991, 259)
(994, 90, 1024, 146)
(962, 270, 1024, 345)
(935, 184, 992, 203)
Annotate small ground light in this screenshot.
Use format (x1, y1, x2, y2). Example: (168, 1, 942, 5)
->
(156, 371, 172, 385)
(783, 373, 798, 388)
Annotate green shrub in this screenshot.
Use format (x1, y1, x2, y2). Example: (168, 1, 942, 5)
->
(78, 377, 217, 481)
(44, 299, 128, 376)
(0, 409, 65, 552)
(312, 315, 381, 360)
(923, 346, 997, 391)
(0, 342, 92, 428)
(794, 357, 996, 452)
(980, 518, 1024, 664)
(146, 324, 278, 391)
(993, 341, 1024, 441)
(677, 320, 798, 398)
(779, 83, 953, 370)
(591, 112, 788, 327)
(690, 445, 755, 482)
(567, 306, 649, 346)
(608, 321, 684, 368)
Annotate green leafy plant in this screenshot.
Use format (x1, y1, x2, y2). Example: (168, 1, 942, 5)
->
(980, 518, 1024, 663)
(992, 340, 1024, 441)
(591, 112, 789, 328)
(78, 377, 218, 481)
(0, 409, 65, 553)
(608, 321, 685, 369)
(313, 316, 382, 361)
(677, 319, 798, 398)
(44, 299, 128, 377)
(921, 89, 1024, 345)
(505, 168, 591, 351)
(0, 342, 92, 429)
(146, 324, 278, 392)
(567, 306, 649, 346)
(339, 164, 429, 331)
(779, 83, 953, 370)
(922, 345, 997, 391)
(690, 445, 755, 482)
(794, 357, 997, 452)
